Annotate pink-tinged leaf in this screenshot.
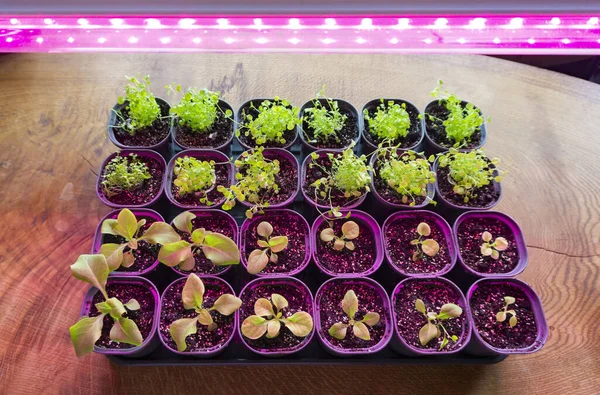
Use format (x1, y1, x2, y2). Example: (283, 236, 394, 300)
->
(169, 317, 198, 352)
(109, 317, 143, 346)
(353, 321, 371, 341)
(241, 315, 268, 339)
(172, 211, 195, 234)
(247, 249, 269, 274)
(182, 273, 205, 310)
(328, 322, 347, 340)
(69, 314, 105, 357)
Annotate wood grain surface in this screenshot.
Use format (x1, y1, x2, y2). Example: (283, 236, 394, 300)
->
(0, 53, 598, 395)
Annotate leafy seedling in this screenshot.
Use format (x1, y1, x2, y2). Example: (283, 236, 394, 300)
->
(496, 296, 518, 327)
(480, 231, 509, 260)
(113, 75, 161, 135)
(415, 298, 462, 350)
(303, 86, 347, 144)
(158, 211, 240, 271)
(101, 153, 151, 197)
(173, 156, 217, 204)
(237, 97, 300, 145)
(247, 221, 289, 274)
(99, 208, 180, 271)
(241, 294, 313, 339)
(69, 254, 144, 357)
(169, 274, 242, 351)
(320, 220, 359, 252)
(167, 85, 232, 133)
(363, 99, 411, 144)
(328, 290, 380, 341)
(410, 222, 440, 261)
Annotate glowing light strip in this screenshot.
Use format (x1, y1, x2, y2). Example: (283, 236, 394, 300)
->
(1, 15, 599, 54)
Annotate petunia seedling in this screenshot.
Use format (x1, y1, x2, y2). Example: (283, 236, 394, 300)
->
(158, 211, 240, 271)
(302, 86, 347, 144)
(69, 254, 144, 357)
(237, 97, 300, 145)
(363, 99, 411, 144)
(496, 296, 518, 327)
(410, 222, 440, 261)
(415, 298, 462, 350)
(247, 221, 289, 274)
(173, 156, 217, 204)
(169, 274, 242, 351)
(167, 85, 232, 133)
(114, 75, 161, 135)
(99, 208, 180, 271)
(328, 290, 380, 341)
(241, 294, 313, 340)
(320, 220, 359, 252)
(480, 231, 509, 260)
(101, 153, 151, 197)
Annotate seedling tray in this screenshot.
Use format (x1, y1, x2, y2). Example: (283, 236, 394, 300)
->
(107, 139, 507, 366)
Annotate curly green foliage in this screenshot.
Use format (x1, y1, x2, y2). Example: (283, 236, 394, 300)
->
(363, 100, 411, 143)
(303, 88, 347, 143)
(218, 147, 280, 219)
(237, 97, 300, 145)
(173, 156, 216, 204)
(101, 153, 151, 197)
(167, 85, 232, 133)
(437, 148, 504, 203)
(429, 80, 488, 147)
(377, 149, 436, 206)
(116, 76, 161, 135)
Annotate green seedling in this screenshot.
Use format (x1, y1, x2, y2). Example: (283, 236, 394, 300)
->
(114, 75, 161, 135)
(415, 298, 463, 350)
(496, 296, 518, 327)
(303, 87, 347, 143)
(328, 290, 380, 341)
(241, 294, 313, 340)
(237, 97, 300, 145)
(320, 220, 359, 252)
(167, 85, 232, 133)
(363, 99, 411, 144)
(410, 222, 440, 261)
(247, 221, 289, 274)
(101, 153, 151, 197)
(173, 156, 217, 204)
(480, 231, 509, 260)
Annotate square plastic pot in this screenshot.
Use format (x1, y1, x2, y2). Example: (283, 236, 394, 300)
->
(390, 277, 471, 356)
(453, 211, 528, 278)
(165, 149, 233, 209)
(240, 209, 311, 277)
(465, 278, 548, 356)
(236, 98, 298, 150)
(382, 210, 457, 278)
(96, 149, 166, 209)
(311, 209, 384, 277)
(78, 276, 161, 358)
(237, 276, 314, 356)
(159, 275, 238, 357)
(314, 277, 393, 356)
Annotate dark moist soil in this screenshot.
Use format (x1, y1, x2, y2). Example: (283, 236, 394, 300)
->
(99, 154, 164, 206)
(384, 216, 451, 275)
(89, 282, 155, 349)
(425, 102, 482, 149)
(301, 106, 358, 149)
(171, 162, 230, 207)
(100, 216, 159, 273)
(160, 278, 235, 352)
(394, 280, 467, 352)
(316, 218, 377, 275)
(363, 102, 421, 148)
(303, 155, 366, 208)
(240, 151, 297, 206)
(112, 100, 170, 147)
(238, 103, 296, 148)
(243, 211, 308, 274)
(436, 165, 499, 208)
(172, 215, 236, 275)
(318, 281, 387, 350)
(470, 283, 538, 349)
(240, 282, 312, 352)
(174, 112, 234, 148)
(457, 218, 519, 274)
(373, 155, 427, 206)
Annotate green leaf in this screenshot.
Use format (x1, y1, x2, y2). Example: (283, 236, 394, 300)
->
(170, 317, 198, 352)
(98, 243, 126, 271)
(361, 312, 380, 326)
(440, 336, 449, 350)
(101, 219, 120, 236)
(438, 303, 463, 320)
(139, 222, 181, 245)
(509, 314, 518, 327)
(124, 299, 140, 311)
(70, 254, 109, 299)
(247, 249, 269, 275)
(328, 322, 347, 340)
(69, 314, 105, 357)
(268, 236, 288, 253)
(415, 299, 426, 315)
(210, 294, 242, 316)
(241, 315, 268, 339)
(202, 232, 240, 266)
(504, 296, 516, 305)
(257, 240, 270, 248)
(182, 273, 205, 310)
(179, 254, 196, 271)
(158, 240, 193, 267)
(496, 311, 507, 323)
(342, 290, 358, 320)
(419, 322, 439, 346)
(116, 208, 138, 240)
(353, 322, 371, 341)
(197, 308, 214, 326)
(105, 297, 126, 320)
(254, 298, 275, 318)
(109, 317, 143, 346)
(271, 293, 288, 311)
(172, 211, 195, 234)
(191, 228, 206, 244)
(266, 319, 281, 338)
(282, 311, 313, 337)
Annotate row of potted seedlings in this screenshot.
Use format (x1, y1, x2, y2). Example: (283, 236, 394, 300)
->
(108, 77, 488, 154)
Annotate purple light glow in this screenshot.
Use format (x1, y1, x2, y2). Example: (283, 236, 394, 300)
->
(0, 15, 599, 53)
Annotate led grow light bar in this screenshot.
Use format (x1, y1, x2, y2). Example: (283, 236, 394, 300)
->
(1, 15, 599, 53)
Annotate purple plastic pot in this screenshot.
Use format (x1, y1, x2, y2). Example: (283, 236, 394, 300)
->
(92, 208, 165, 277)
(466, 278, 548, 356)
(169, 209, 238, 277)
(301, 150, 368, 210)
(96, 149, 166, 209)
(235, 148, 299, 209)
(171, 99, 235, 153)
(453, 211, 528, 278)
(78, 276, 161, 358)
(159, 275, 237, 357)
(240, 209, 311, 277)
(382, 210, 457, 277)
(390, 277, 471, 356)
(311, 209, 383, 277)
(369, 151, 435, 210)
(423, 99, 488, 154)
(298, 98, 360, 152)
(433, 156, 502, 211)
(165, 149, 233, 209)
(361, 98, 424, 153)
(314, 277, 393, 356)
(237, 276, 314, 356)
(108, 97, 172, 151)
(236, 98, 298, 150)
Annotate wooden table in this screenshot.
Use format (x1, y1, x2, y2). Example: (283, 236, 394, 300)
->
(0, 54, 598, 395)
